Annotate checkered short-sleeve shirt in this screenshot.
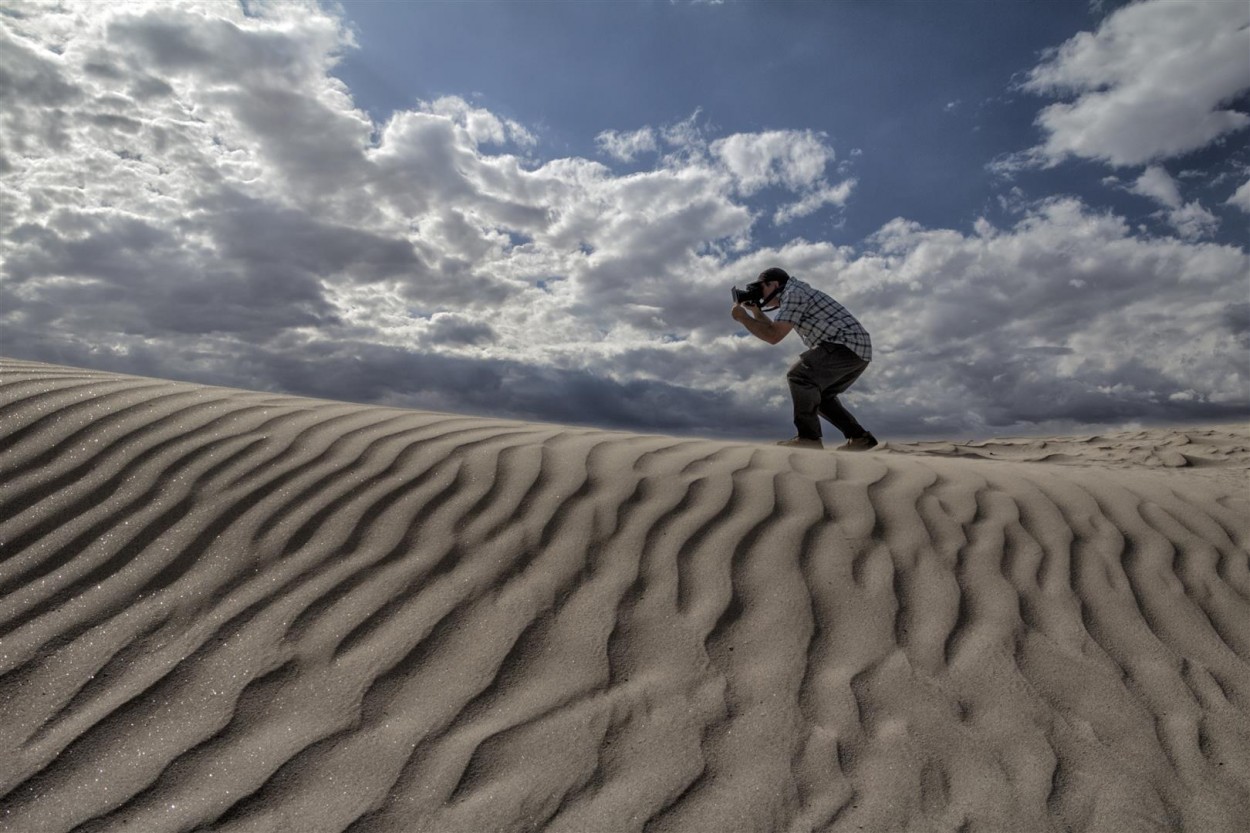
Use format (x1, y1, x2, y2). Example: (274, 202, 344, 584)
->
(773, 277, 872, 361)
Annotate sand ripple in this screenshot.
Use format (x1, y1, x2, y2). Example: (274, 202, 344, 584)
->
(1, 359, 1247, 832)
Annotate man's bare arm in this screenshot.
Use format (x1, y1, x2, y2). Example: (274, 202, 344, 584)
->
(732, 304, 793, 345)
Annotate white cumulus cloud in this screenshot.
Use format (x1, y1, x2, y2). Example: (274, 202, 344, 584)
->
(423, 96, 537, 149)
(711, 129, 834, 195)
(1130, 165, 1182, 209)
(1227, 179, 1250, 214)
(774, 179, 857, 225)
(1020, 0, 1250, 167)
(1128, 165, 1219, 241)
(595, 127, 658, 162)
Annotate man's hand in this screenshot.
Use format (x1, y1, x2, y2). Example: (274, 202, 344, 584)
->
(747, 303, 771, 321)
(731, 303, 752, 323)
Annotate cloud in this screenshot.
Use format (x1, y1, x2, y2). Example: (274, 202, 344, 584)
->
(1019, 0, 1250, 167)
(597, 119, 857, 227)
(774, 179, 857, 225)
(595, 127, 658, 162)
(595, 111, 709, 165)
(0, 23, 81, 157)
(842, 197, 1248, 433)
(1228, 179, 1250, 214)
(423, 312, 499, 348)
(1129, 165, 1182, 209)
(1162, 201, 1219, 244)
(1, 0, 1246, 443)
(701, 128, 856, 227)
(710, 129, 834, 195)
(423, 96, 536, 149)
(1128, 165, 1219, 241)
(659, 109, 708, 157)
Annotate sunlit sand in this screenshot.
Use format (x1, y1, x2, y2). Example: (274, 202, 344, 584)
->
(1, 358, 1246, 832)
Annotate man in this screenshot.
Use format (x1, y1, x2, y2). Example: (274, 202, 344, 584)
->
(731, 267, 878, 451)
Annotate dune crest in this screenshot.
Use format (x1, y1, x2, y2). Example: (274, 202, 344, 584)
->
(1, 358, 1247, 833)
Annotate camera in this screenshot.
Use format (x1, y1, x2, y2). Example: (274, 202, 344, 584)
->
(731, 280, 767, 306)
(733, 268, 789, 309)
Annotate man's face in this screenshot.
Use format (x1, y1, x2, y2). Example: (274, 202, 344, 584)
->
(761, 280, 782, 309)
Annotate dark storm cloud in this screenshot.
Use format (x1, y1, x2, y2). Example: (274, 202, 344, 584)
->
(422, 314, 498, 348)
(2, 210, 338, 337)
(1225, 303, 1250, 351)
(0, 25, 81, 154)
(238, 340, 774, 438)
(202, 190, 424, 285)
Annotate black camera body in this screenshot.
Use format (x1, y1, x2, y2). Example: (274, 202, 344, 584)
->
(734, 267, 789, 310)
(731, 281, 767, 306)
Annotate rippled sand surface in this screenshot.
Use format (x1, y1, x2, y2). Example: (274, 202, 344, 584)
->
(1, 358, 1247, 832)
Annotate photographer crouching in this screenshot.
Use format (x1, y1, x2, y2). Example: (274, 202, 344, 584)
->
(731, 267, 878, 451)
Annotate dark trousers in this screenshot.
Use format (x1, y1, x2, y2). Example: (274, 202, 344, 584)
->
(786, 343, 870, 441)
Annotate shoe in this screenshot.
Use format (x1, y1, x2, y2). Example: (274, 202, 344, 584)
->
(777, 436, 823, 449)
(838, 433, 878, 452)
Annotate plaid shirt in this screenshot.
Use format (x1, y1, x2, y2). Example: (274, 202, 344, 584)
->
(773, 277, 872, 361)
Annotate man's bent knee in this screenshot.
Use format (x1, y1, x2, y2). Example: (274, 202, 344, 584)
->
(787, 362, 816, 387)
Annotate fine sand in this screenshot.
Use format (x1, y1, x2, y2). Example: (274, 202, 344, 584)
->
(1, 357, 1247, 833)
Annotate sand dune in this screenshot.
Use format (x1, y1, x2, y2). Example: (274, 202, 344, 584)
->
(1, 358, 1247, 833)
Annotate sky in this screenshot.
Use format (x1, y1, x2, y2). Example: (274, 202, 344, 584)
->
(1, 0, 1248, 442)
